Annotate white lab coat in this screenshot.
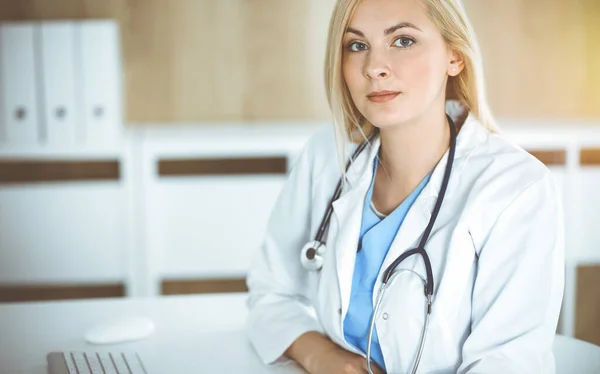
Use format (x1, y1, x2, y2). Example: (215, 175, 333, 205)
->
(246, 105, 565, 374)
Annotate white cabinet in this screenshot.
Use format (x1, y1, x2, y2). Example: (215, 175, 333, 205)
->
(128, 128, 313, 296)
(0, 20, 126, 292)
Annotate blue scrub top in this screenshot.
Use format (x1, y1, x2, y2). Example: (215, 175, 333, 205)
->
(343, 157, 432, 371)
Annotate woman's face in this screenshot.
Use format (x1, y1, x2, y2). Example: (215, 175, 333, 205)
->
(342, 0, 462, 129)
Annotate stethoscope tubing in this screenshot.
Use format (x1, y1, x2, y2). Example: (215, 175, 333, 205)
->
(364, 116, 456, 373)
(303, 116, 458, 374)
(313, 130, 380, 245)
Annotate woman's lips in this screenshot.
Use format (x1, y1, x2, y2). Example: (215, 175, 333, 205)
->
(367, 91, 401, 103)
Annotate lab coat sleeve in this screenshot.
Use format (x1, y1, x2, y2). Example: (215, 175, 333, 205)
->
(458, 172, 565, 373)
(245, 134, 325, 365)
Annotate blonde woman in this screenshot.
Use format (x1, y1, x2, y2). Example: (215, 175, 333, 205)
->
(246, 0, 564, 373)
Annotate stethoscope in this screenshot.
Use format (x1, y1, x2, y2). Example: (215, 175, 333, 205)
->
(300, 115, 457, 374)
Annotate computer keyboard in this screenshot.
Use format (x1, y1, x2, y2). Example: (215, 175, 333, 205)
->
(47, 351, 147, 374)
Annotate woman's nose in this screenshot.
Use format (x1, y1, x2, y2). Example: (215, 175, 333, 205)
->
(364, 51, 391, 80)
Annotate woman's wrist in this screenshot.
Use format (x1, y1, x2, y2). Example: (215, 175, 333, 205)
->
(285, 331, 336, 372)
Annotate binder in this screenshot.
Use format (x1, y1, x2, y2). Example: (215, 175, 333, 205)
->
(0, 22, 40, 145)
(77, 20, 122, 144)
(39, 21, 79, 145)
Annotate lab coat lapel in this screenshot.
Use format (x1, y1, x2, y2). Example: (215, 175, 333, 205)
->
(331, 136, 380, 319)
(378, 114, 482, 282)
(330, 111, 484, 318)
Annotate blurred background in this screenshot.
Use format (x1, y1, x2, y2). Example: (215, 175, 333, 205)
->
(0, 0, 598, 348)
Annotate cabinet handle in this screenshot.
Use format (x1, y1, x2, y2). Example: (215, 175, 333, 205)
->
(93, 106, 104, 118)
(15, 107, 26, 121)
(55, 106, 67, 120)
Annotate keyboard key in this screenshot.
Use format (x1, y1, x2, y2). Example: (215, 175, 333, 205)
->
(85, 352, 105, 374)
(98, 352, 119, 374)
(72, 352, 91, 373)
(123, 352, 147, 374)
(110, 352, 131, 374)
(62, 352, 78, 374)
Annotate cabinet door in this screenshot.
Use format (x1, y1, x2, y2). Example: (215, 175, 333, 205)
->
(578, 167, 600, 260)
(0, 180, 127, 283)
(148, 174, 286, 280)
(77, 20, 121, 144)
(39, 21, 80, 145)
(0, 22, 40, 145)
(574, 161, 600, 344)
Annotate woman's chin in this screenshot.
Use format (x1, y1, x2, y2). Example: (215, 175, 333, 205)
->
(365, 113, 414, 130)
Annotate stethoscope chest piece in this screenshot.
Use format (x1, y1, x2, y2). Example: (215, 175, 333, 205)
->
(300, 240, 325, 271)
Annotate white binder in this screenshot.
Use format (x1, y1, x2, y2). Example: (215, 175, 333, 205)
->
(39, 21, 79, 145)
(0, 22, 40, 145)
(77, 20, 122, 144)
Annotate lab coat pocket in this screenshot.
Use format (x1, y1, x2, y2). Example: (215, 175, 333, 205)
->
(309, 241, 344, 340)
(416, 314, 457, 373)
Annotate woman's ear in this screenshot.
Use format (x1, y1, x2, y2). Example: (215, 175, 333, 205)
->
(447, 50, 465, 77)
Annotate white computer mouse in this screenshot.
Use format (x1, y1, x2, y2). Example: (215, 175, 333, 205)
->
(84, 316, 155, 345)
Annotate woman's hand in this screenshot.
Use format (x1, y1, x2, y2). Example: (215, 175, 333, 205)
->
(307, 344, 385, 374)
(285, 331, 385, 374)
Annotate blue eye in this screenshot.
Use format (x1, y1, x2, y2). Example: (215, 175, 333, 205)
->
(348, 41, 368, 52)
(394, 36, 415, 48)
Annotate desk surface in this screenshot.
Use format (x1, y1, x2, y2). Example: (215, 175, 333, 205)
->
(0, 292, 304, 374)
(1, 293, 600, 374)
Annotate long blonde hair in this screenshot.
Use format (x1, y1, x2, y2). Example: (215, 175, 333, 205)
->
(324, 0, 497, 170)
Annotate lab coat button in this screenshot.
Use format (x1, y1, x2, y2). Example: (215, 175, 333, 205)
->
(382, 312, 389, 320)
(338, 308, 342, 315)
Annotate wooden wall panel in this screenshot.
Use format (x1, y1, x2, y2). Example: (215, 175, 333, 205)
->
(0, 0, 126, 20)
(161, 278, 247, 295)
(526, 149, 566, 166)
(575, 265, 600, 346)
(158, 156, 287, 177)
(0, 0, 598, 122)
(464, 0, 600, 117)
(580, 148, 600, 166)
(240, 0, 334, 120)
(0, 160, 120, 184)
(0, 283, 124, 303)
(124, 0, 247, 122)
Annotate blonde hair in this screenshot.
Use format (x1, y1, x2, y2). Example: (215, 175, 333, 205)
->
(324, 0, 497, 170)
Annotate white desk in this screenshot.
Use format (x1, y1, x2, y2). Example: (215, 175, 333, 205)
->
(0, 293, 304, 374)
(1, 292, 599, 374)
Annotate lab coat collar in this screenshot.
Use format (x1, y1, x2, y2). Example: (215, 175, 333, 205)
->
(342, 105, 483, 199)
(422, 111, 484, 200)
